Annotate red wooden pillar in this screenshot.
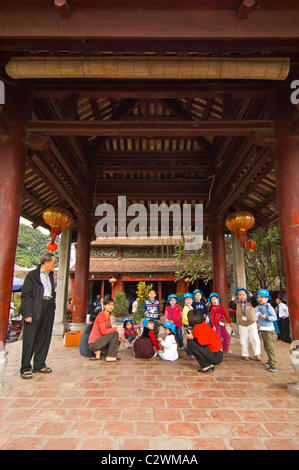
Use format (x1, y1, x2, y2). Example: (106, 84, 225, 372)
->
(210, 219, 229, 313)
(0, 85, 29, 346)
(100, 280, 105, 298)
(158, 281, 162, 301)
(271, 85, 299, 340)
(72, 187, 92, 328)
(271, 83, 299, 341)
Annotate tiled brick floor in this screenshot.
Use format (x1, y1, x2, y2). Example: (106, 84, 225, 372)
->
(1, 332, 299, 450)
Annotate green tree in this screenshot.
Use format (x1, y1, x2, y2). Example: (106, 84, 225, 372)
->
(15, 223, 60, 268)
(244, 225, 285, 293)
(113, 291, 129, 317)
(174, 226, 284, 295)
(175, 239, 213, 285)
(175, 238, 233, 286)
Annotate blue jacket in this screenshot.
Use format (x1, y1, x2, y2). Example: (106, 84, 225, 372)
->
(143, 300, 160, 320)
(257, 303, 277, 330)
(192, 300, 208, 315)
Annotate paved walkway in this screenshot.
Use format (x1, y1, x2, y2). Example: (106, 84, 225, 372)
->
(1, 329, 299, 451)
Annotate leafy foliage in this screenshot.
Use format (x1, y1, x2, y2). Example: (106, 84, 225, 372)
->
(15, 223, 60, 268)
(244, 226, 285, 292)
(174, 225, 285, 295)
(175, 238, 233, 286)
(113, 291, 129, 317)
(132, 281, 153, 324)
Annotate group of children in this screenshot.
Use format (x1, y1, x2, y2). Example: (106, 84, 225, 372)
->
(85, 287, 279, 373)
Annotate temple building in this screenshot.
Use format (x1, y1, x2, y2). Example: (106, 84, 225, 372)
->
(0, 2, 299, 358)
(70, 237, 212, 307)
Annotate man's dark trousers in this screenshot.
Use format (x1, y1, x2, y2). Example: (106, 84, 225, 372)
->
(20, 299, 55, 374)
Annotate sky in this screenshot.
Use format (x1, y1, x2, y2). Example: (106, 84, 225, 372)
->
(19, 216, 49, 235)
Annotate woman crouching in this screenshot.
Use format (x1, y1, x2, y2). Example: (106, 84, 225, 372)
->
(88, 298, 121, 362)
(186, 309, 223, 373)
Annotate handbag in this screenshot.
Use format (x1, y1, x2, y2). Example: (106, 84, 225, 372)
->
(133, 336, 155, 358)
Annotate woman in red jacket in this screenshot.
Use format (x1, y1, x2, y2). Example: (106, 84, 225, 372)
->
(88, 298, 121, 362)
(186, 309, 223, 373)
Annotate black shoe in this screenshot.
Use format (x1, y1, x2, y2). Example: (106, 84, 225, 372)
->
(198, 365, 214, 373)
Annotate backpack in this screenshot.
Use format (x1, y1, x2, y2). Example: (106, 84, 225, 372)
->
(133, 336, 155, 358)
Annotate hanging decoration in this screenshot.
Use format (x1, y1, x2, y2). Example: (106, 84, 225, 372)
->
(109, 277, 117, 297)
(46, 241, 58, 252)
(225, 211, 255, 247)
(245, 240, 257, 253)
(43, 206, 73, 252)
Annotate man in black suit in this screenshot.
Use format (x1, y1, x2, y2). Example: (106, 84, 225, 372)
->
(19, 252, 56, 379)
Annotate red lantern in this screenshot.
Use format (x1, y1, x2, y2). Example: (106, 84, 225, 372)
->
(225, 211, 255, 247)
(43, 206, 73, 252)
(46, 241, 58, 252)
(245, 240, 257, 253)
(109, 277, 117, 296)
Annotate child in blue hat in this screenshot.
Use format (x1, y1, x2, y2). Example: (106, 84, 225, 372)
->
(255, 289, 278, 372)
(230, 288, 261, 361)
(182, 293, 195, 359)
(164, 294, 183, 350)
(157, 321, 178, 361)
(119, 317, 141, 348)
(192, 289, 209, 324)
(182, 293, 194, 328)
(208, 292, 234, 353)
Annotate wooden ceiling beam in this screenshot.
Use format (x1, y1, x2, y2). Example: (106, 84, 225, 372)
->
(94, 166, 212, 175)
(26, 119, 274, 137)
(238, 0, 256, 19)
(33, 101, 90, 184)
(28, 152, 86, 217)
(92, 151, 208, 162)
(93, 152, 209, 166)
(216, 147, 271, 215)
(243, 160, 274, 196)
(31, 82, 270, 100)
(95, 179, 210, 199)
(253, 192, 277, 212)
(23, 189, 47, 212)
(1, 7, 299, 40)
(49, 97, 90, 172)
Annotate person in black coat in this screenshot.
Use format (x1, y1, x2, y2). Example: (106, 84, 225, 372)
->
(19, 253, 56, 379)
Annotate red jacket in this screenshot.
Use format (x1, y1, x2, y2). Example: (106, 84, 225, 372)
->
(88, 311, 117, 344)
(211, 304, 232, 328)
(148, 330, 160, 351)
(193, 322, 223, 353)
(164, 304, 182, 328)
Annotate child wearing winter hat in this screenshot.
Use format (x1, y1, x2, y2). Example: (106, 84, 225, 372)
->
(208, 292, 234, 353)
(157, 321, 179, 361)
(256, 289, 278, 372)
(229, 288, 261, 361)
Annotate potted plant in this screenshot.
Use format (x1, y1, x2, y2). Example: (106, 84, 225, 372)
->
(132, 281, 153, 324)
(113, 291, 129, 319)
